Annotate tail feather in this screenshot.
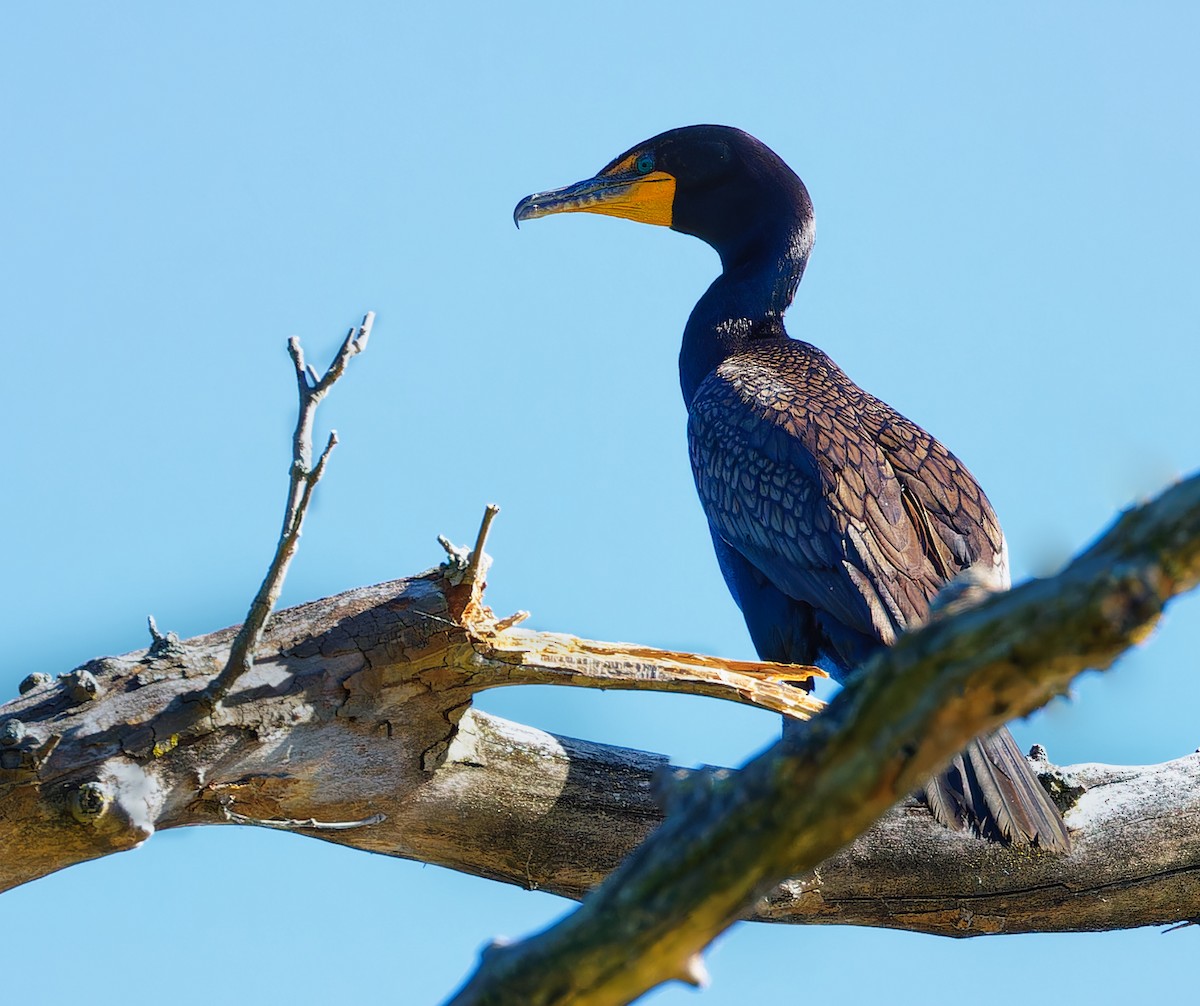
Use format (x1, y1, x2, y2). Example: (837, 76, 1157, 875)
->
(921, 726, 1070, 853)
(922, 754, 971, 833)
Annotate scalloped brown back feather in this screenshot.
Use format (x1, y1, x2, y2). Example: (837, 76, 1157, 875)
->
(688, 337, 1070, 852)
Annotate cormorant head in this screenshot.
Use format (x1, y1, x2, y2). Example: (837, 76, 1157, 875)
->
(514, 125, 814, 275)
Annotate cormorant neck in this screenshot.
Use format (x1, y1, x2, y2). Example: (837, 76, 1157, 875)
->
(679, 222, 812, 405)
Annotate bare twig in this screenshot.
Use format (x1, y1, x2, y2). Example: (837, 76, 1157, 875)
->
(492, 610, 530, 632)
(206, 312, 374, 703)
(467, 503, 501, 584)
(219, 803, 386, 831)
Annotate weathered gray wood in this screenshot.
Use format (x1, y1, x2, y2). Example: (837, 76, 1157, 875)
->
(0, 567, 818, 893)
(2, 500, 1198, 944)
(412, 709, 1200, 936)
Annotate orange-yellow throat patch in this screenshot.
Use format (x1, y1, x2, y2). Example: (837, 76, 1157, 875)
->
(584, 170, 675, 227)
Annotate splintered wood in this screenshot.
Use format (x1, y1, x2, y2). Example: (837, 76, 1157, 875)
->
(469, 621, 827, 721)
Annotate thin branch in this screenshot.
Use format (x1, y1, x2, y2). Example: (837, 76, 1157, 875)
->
(445, 473, 1200, 1006)
(440, 504, 503, 600)
(219, 803, 387, 831)
(492, 610, 531, 632)
(206, 312, 374, 703)
(467, 503, 501, 584)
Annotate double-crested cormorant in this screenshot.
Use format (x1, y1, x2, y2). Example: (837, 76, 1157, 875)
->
(514, 125, 1069, 851)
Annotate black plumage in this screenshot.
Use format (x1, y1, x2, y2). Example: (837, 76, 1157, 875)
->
(515, 125, 1069, 852)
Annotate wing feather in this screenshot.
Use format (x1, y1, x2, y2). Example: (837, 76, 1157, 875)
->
(687, 341, 1006, 661)
(687, 338, 1063, 848)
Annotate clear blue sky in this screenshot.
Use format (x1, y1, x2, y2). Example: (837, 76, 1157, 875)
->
(3, 3, 1198, 1002)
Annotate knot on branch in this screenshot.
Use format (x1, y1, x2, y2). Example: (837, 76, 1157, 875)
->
(1028, 746, 1088, 813)
(146, 616, 188, 660)
(0, 725, 58, 777)
(18, 673, 52, 695)
(0, 719, 34, 774)
(0, 719, 26, 746)
(70, 781, 113, 824)
(61, 668, 102, 704)
(438, 536, 473, 582)
(65, 762, 160, 848)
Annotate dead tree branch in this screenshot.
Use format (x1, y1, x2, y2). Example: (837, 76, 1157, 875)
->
(1, 476, 1197, 935)
(445, 473, 1200, 1006)
(2, 319, 1198, 1006)
(0, 564, 826, 892)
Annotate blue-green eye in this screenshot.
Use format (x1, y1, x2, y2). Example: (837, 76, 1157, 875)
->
(635, 153, 656, 174)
